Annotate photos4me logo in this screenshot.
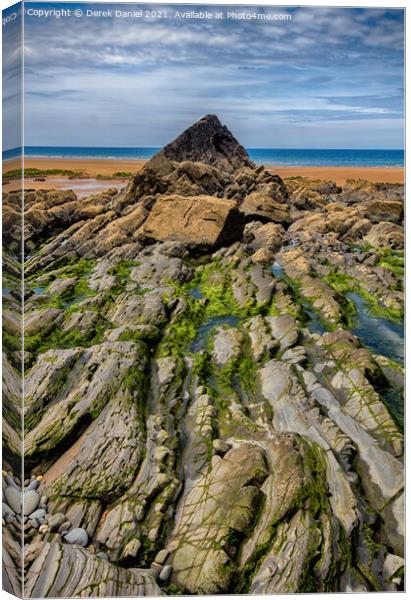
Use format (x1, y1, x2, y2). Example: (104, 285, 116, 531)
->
(2, 11, 17, 26)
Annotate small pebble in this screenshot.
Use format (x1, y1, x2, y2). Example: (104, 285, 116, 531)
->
(30, 509, 46, 520)
(2, 502, 15, 518)
(39, 524, 49, 534)
(154, 549, 170, 565)
(58, 520, 72, 534)
(212, 439, 230, 455)
(23, 490, 40, 516)
(48, 513, 66, 532)
(25, 480, 39, 492)
(4, 487, 21, 513)
(159, 565, 173, 582)
(96, 551, 108, 560)
(64, 528, 89, 547)
(40, 496, 48, 506)
(5, 475, 18, 489)
(29, 517, 40, 529)
(5, 514, 15, 524)
(150, 561, 162, 574)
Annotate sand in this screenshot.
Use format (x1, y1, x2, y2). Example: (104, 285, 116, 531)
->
(267, 165, 404, 185)
(2, 157, 404, 195)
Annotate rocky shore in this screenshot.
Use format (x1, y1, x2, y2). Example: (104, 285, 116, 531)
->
(3, 115, 404, 595)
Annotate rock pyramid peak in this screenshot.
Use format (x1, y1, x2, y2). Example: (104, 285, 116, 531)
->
(158, 114, 252, 171)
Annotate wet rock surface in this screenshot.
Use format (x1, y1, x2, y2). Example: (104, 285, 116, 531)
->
(3, 116, 404, 596)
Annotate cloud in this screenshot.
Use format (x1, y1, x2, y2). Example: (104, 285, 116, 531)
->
(21, 3, 404, 148)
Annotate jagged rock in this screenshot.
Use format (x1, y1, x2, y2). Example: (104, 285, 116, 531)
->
(212, 326, 243, 366)
(212, 439, 231, 456)
(250, 509, 318, 593)
(25, 542, 163, 597)
(3, 115, 404, 595)
(288, 207, 373, 244)
(25, 307, 64, 337)
(251, 247, 275, 264)
(383, 553, 404, 580)
(240, 189, 290, 224)
(364, 199, 403, 223)
(285, 176, 329, 210)
(169, 444, 268, 594)
(266, 315, 299, 351)
(364, 221, 404, 249)
(108, 289, 168, 328)
(280, 248, 312, 278)
(244, 316, 277, 361)
(248, 222, 286, 252)
(47, 497, 102, 536)
(2, 527, 23, 597)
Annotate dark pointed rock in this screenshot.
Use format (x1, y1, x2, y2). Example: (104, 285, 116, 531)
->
(158, 114, 252, 172)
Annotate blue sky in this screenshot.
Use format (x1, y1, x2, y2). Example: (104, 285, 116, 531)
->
(6, 3, 406, 149)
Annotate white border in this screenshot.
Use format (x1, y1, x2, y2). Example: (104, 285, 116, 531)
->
(0, 2, 407, 600)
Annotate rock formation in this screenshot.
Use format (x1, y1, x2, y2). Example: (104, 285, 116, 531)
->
(2, 116, 404, 596)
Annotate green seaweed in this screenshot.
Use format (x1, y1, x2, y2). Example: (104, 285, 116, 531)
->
(4, 167, 85, 180)
(323, 270, 403, 322)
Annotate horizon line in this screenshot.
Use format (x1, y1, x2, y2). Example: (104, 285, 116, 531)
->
(4, 145, 405, 152)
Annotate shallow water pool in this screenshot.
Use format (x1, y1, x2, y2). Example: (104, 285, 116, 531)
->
(190, 315, 242, 353)
(348, 292, 404, 363)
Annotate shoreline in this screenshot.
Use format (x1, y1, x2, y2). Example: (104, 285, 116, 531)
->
(2, 157, 404, 194)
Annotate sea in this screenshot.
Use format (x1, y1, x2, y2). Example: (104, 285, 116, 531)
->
(3, 146, 404, 168)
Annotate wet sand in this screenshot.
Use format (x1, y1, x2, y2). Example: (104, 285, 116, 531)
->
(2, 157, 404, 195)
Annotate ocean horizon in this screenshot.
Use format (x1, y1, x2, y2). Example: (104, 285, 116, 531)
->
(3, 146, 404, 168)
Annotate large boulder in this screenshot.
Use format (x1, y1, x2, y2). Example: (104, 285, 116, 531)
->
(138, 194, 244, 250)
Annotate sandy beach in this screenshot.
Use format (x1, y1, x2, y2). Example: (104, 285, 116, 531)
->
(2, 157, 404, 195)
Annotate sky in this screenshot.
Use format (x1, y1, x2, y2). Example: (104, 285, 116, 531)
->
(4, 2, 405, 149)
(2, 4, 22, 151)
